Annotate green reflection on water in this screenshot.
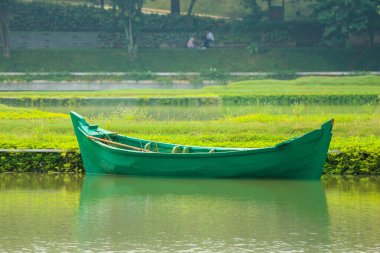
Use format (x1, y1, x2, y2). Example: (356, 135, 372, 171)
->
(0, 174, 379, 252)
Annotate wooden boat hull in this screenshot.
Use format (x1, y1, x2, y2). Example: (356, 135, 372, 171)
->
(71, 112, 333, 179)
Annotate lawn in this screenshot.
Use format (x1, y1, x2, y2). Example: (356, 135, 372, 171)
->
(0, 102, 378, 174)
(0, 103, 379, 151)
(1, 48, 379, 72)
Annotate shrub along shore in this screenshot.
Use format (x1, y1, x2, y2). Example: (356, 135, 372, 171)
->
(1, 147, 378, 175)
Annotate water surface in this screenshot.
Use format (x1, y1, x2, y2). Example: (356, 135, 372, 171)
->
(1, 174, 379, 252)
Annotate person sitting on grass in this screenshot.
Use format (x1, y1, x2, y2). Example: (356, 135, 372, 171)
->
(202, 31, 215, 49)
(187, 37, 196, 49)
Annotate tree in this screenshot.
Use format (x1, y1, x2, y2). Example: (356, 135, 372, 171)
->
(242, 0, 288, 22)
(240, 0, 263, 23)
(171, 0, 180, 15)
(363, 0, 380, 47)
(314, 0, 380, 47)
(0, 0, 13, 58)
(111, 0, 141, 58)
(99, 0, 105, 8)
(187, 0, 197, 16)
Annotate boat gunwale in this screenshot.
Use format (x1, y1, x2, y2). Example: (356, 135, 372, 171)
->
(75, 126, 325, 158)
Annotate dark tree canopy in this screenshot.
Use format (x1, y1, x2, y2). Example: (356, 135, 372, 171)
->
(314, 0, 380, 47)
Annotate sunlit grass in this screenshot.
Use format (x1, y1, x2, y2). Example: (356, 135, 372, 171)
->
(0, 104, 68, 119)
(0, 104, 379, 152)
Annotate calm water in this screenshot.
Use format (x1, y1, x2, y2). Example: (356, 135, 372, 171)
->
(1, 174, 379, 252)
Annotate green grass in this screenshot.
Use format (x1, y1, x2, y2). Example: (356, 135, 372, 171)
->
(0, 104, 378, 152)
(1, 102, 379, 174)
(1, 48, 379, 72)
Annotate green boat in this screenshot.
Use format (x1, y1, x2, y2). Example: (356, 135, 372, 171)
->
(71, 111, 333, 179)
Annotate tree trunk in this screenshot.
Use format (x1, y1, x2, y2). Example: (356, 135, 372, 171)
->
(369, 28, 374, 48)
(267, 0, 272, 10)
(100, 0, 104, 9)
(124, 15, 136, 59)
(171, 0, 180, 15)
(267, 0, 272, 20)
(186, 0, 197, 28)
(137, 0, 143, 14)
(187, 0, 196, 16)
(0, 7, 11, 58)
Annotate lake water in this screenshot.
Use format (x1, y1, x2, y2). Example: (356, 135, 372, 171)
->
(1, 174, 379, 252)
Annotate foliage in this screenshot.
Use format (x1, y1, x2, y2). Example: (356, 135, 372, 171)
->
(10, 2, 119, 32)
(6, 1, 380, 51)
(99, 32, 189, 48)
(9, 2, 230, 33)
(1, 94, 379, 107)
(240, 0, 263, 23)
(110, 0, 140, 57)
(221, 95, 380, 105)
(0, 0, 14, 8)
(1, 149, 379, 174)
(156, 77, 174, 88)
(9, 1, 324, 46)
(314, 0, 380, 47)
(247, 42, 262, 55)
(325, 143, 380, 175)
(239, 20, 324, 46)
(0, 151, 83, 173)
(189, 76, 204, 89)
(200, 68, 230, 84)
(125, 71, 153, 80)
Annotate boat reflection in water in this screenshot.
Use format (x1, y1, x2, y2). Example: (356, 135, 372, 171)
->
(78, 175, 330, 252)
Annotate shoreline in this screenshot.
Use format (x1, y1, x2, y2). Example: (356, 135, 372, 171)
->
(0, 149, 378, 175)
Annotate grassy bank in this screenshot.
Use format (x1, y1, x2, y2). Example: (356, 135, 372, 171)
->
(1, 76, 379, 106)
(0, 103, 379, 174)
(1, 48, 379, 72)
(1, 76, 380, 97)
(0, 76, 379, 174)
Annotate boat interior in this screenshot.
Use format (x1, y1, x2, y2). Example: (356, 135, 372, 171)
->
(83, 124, 250, 154)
